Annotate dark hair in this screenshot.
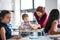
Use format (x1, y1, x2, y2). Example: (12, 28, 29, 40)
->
(36, 6, 45, 13)
(44, 9, 59, 33)
(22, 14, 28, 20)
(0, 10, 10, 21)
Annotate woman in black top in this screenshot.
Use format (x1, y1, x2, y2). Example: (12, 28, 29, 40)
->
(0, 10, 21, 40)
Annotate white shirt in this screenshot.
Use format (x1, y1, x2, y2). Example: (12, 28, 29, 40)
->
(54, 20, 60, 32)
(20, 22, 31, 29)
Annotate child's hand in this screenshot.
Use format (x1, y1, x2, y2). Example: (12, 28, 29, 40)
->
(22, 28, 26, 30)
(18, 27, 26, 30)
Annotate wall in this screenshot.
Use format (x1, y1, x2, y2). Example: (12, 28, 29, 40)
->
(0, 0, 12, 10)
(45, 0, 57, 15)
(14, 0, 21, 28)
(57, 0, 60, 11)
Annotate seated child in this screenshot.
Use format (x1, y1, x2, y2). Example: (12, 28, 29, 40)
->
(44, 9, 60, 35)
(19, 14, 33, 30)
(18, 14, 33, 37)
(18, 14, 41, 30)
(0, 10, 21, 40)
(18, 14, 41, 37)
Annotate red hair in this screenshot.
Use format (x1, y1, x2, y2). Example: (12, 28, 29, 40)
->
(36, 6, 45, 13)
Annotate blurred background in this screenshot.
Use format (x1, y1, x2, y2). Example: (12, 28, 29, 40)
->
(0, 0, 60, 29)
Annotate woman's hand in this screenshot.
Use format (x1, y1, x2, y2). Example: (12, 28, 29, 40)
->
(36, 24, 41, 29)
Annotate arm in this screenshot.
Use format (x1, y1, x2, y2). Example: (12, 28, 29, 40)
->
(0, 27, 6, 40)
(40, 13, 48, 28)
(33, 16, 41, 29)
(49, 21, 60, 35)
(18, 23, 26, 30)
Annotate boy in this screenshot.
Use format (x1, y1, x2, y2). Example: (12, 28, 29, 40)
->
(19, 14, 41, 30)
(19, 14, 33, 30)
(18, 14, 34, 37)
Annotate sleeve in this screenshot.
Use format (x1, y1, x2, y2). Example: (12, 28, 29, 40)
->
(40, 13, 48, 27)
(53, 20, 58, 32)
(20, 23, 27, 28)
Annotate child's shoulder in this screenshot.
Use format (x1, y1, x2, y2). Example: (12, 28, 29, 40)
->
(21, 22, 25, 25)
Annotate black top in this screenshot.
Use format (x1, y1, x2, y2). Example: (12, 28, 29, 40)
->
(0, 22, 11, 40)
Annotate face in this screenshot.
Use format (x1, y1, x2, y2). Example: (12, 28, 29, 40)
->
(36, 11, 43, 17)
(23, 17, 29, 23)
(1, 13, 11, 24)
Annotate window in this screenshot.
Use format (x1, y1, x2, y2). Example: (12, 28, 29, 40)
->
(21, 0, 32, 10)
(20, 0, 33, 22)
(20, 0, 45, 22)
(34, 0, 45, 8)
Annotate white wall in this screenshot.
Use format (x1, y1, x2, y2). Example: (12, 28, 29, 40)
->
(57, 0, 60, 11)
(45, 0, 57, 15)
(14, 0, 21, 28)
(0, 0, 12, 10)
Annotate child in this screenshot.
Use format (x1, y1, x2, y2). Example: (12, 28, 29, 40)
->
(18, 14, 41, 37)
(18, 14, 41, 30)
(0, 10, 21, 40)
(19, 14, 33, 30)
(44, 9, 60, 35)
(18, 14, 33, 37)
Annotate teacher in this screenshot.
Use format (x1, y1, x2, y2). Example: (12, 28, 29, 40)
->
(34, 6, 48, 28)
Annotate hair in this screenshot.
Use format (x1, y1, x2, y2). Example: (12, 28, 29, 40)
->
(36, 6, 45, 13)
(44, 9, 59, 33)
(22, 14, 28, 20)
(0, 10, 10, 21)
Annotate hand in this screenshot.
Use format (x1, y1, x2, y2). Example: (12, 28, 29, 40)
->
(36, 24, 41, 29)
(12, 36, 22, 39)
(22, 28, 26, 30)
(31, 26, 38, 30)
(19, 27, 26, 30)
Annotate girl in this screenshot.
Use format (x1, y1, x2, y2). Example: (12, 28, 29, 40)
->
(44, 9, 60, 35)
(0, 10, 21, 40)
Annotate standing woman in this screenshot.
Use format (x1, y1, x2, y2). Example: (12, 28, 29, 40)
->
(0, 10, 21, 40)
(34, 6, 48, 28)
